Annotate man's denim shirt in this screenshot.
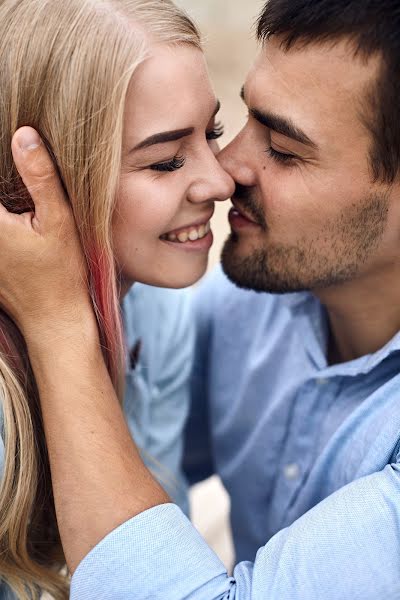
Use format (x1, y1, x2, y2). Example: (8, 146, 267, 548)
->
(71, 265, 400, 599)
(0, 283, 193, 598)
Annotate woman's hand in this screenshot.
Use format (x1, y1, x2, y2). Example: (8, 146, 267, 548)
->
(0, 127, 91, 339)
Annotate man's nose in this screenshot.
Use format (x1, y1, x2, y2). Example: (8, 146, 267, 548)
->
(218, 129, 257, 188)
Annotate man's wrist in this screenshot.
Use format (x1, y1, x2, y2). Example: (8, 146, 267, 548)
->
(22, 304, 101, 362)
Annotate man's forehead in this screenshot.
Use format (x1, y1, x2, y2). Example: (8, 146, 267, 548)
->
(249, 36, 379, 93)
(243, 36, 381, 136)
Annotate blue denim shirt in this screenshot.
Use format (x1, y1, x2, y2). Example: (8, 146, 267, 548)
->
(0, 283, 193, 597)
(72, 265, 400, 599)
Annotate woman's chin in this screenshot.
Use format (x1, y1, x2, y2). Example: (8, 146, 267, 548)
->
(151, 263, 209, 289)
(120, 258, 209, 291)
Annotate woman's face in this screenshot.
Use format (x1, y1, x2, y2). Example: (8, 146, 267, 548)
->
(113, 43, 234, 294)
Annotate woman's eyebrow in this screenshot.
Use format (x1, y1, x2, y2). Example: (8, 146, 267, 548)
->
(132, 100, 221, 152)
(132, 128, 194, 151)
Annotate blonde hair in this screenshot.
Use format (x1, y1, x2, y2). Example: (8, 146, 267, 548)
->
(0, 1, 200, 597)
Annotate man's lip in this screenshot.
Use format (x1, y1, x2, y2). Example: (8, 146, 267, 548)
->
(162, 210, 215, 237)
(230, 199, 259, 225)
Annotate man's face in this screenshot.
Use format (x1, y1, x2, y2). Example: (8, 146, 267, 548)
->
(219, 36, 400, 293)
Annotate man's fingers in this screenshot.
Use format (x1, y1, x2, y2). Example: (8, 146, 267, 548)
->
(11, 126, 68, 230)
(0, 203, 17, 238)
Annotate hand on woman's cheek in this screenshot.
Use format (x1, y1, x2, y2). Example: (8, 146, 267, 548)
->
(0, 127, 90, 337)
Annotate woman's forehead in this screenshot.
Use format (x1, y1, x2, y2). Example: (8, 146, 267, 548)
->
(123, 44, 216, 144)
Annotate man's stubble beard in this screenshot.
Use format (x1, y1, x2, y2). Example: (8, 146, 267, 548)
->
(221, 193, 389, 294)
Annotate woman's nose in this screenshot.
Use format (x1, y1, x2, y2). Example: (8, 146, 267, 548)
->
(187, 151, 235, 204)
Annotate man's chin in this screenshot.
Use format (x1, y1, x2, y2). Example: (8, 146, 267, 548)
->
(221, 235, 310, 294)
(221, 235, 275, 293)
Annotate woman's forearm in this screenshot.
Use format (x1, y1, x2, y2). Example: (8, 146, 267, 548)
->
(25, 310, 169, 573)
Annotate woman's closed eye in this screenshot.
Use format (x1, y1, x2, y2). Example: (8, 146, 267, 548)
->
(150, 155, 186, 172)
(148, 122, 224, 172)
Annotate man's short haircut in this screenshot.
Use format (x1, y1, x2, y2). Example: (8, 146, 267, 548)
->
(257, 0, 400, 183)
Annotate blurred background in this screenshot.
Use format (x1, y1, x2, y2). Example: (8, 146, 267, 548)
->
(176, 0, 265, 570)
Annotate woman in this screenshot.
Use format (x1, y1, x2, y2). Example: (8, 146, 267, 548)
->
(0, 0, 233, 597)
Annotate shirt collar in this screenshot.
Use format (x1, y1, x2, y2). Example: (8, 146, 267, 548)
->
(325, 330, 400, 377)
(279, 290, 313, 310)
(280, 290, 400, 377)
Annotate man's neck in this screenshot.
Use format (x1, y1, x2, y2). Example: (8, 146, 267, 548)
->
(315, 267, 400, 365)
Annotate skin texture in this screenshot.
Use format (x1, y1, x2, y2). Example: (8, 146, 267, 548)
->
(114, 43, 234, 293)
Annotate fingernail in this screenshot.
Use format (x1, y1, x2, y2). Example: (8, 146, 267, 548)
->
(17, 128, 41, 151)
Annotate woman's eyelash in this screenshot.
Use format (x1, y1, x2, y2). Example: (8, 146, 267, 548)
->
(266, 147, 297, 164)
(206, 122, 224, 140)
(148, 123, 225, 172)
(150, 155, 185, 172)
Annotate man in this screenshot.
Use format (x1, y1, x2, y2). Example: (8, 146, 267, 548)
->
(184, 0, 400, 569)
(5, 0, 400, 598)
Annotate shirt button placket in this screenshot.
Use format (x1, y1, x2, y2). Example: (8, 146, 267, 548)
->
(283, 463, 301, 481)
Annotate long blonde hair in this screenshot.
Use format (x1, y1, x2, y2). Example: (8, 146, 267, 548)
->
(0, 1, 200, 597)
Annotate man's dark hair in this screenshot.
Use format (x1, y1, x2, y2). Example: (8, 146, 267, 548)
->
(257, 0, 400, 183)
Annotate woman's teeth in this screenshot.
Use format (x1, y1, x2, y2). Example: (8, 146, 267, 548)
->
(162, 221, 211, 243)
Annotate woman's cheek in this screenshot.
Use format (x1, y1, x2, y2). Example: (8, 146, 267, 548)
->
(117, 175, 183, 239)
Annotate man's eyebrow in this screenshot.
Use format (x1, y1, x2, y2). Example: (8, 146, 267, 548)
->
(240, 85, 317, 149)
(132, 100, 221, 152)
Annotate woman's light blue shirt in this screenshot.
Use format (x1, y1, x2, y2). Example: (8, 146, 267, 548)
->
(121, 283, 193, 514)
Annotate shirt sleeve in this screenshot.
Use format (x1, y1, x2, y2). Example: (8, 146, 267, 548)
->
(71, 461, 400, 599)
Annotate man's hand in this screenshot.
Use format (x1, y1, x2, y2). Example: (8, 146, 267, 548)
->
(0, 126, 90, 338)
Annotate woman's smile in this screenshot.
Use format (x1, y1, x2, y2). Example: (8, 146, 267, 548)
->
(160, 222, 213, 251)
(160, 211, 213, 243)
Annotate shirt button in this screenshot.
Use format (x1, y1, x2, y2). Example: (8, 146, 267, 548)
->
(284, 463, 300, 480)
(316, 377, 329, 385)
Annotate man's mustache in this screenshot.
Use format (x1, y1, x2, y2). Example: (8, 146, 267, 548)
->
(232, 184, 266, 228)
